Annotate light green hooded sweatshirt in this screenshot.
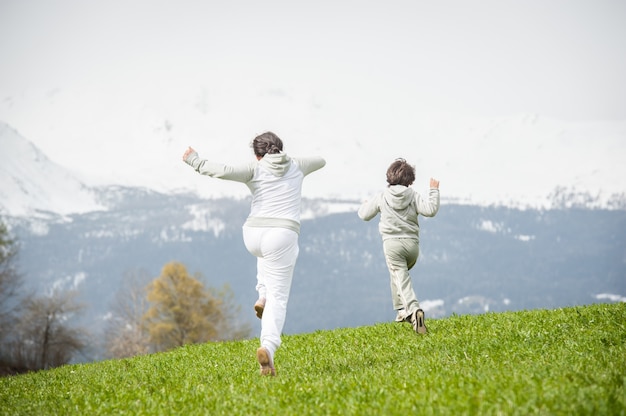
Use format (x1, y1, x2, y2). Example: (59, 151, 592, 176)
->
(358, 185, 440, 241)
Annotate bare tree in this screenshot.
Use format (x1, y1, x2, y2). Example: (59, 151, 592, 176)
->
(210, 283, 252, 341)
(0, 220, 32, 375)
(103, 269, 151, 359)
(0, 221, 22, 345)
(7, 290, 88, 370)
(0, 221, 88, 374)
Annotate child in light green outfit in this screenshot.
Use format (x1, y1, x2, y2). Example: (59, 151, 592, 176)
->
(357, 158, 440, 334)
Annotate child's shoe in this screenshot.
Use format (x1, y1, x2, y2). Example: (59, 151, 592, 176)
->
(411, 309, 427, 334)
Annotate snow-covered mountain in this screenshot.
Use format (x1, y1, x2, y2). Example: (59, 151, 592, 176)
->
(8, 187, 625, 362)
(1, 87, 625, 216)
(0, 122, 104, 217)
(2, 120, 624, 363)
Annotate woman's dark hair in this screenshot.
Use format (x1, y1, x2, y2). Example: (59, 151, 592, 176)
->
(386, 158, 415, 187)
(252, 132, 283, 157)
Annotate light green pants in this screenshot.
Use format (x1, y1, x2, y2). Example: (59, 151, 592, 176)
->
(382, 238, 420, 318)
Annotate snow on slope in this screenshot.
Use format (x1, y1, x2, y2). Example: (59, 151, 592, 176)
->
(1, 87, 625, 214)
(0, 122, 105, 217)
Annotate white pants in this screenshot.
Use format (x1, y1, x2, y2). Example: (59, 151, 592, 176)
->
(242, 226, 299, 359)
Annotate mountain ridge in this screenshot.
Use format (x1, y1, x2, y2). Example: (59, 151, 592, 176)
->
(0, 122, 104, 217)
(5, 183, 625, 362)
(1, 119, 625, 363)
(1, 118, 625, 219)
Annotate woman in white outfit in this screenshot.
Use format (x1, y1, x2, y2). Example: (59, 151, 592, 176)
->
(182, 132, 325, 376)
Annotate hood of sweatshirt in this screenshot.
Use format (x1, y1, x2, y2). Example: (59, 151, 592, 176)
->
(258, 152, 292, 177)
(383, 185, 415, 210)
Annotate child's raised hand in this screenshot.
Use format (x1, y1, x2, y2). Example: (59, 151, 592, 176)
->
(182, 146, 196, 161)
(429, 178, 440, 189)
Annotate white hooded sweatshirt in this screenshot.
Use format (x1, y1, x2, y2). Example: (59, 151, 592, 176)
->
(185, 151, 325, 234)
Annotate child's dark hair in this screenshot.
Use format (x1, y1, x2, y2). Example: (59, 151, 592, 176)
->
(386, 158, 415, 187)
(252, 132, 283, 157)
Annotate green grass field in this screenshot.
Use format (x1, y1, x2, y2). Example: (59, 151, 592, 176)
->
(1, 303, 624, 415)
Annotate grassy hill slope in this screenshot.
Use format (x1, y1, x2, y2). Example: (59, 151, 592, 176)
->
(1, 303, 624, 415)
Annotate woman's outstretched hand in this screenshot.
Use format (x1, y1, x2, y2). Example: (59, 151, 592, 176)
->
(182, 146, 196, 161)
(430, 178, 440, 189)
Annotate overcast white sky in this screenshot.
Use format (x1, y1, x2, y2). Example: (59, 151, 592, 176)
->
(1, 0, 625, 205)
(2, 0, 625, 120)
